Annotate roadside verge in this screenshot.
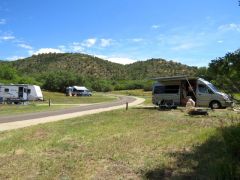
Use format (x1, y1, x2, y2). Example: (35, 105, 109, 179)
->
(0, 96, 145, 132)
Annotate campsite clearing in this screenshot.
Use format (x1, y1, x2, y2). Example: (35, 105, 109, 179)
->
(0, 107, 239, 179)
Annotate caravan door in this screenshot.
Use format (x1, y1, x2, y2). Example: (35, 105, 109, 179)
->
(18, 86, 27, 100)
(18, 87, 24, 98)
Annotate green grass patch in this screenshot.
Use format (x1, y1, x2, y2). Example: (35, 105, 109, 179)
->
(0, 108, 239, 179)
(42, 91, 117, 104)
(234, 93, 240, 101)
(0, 103, 70, 116)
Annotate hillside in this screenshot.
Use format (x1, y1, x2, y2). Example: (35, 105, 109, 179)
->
(9, 53, 127, 80)
(126, 58, 197, 79)
(0, 53, 197, 91)
(5, 53, 197, 80)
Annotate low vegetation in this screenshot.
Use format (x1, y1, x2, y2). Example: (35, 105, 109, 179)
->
(0, 107, 239, 179)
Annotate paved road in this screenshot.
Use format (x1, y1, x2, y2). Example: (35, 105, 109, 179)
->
(0, 96, 136, 124)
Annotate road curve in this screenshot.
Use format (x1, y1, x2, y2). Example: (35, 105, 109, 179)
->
(0, 96, 145, 131)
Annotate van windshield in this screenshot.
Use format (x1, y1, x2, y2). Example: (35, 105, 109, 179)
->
(208, 83, 219, 92)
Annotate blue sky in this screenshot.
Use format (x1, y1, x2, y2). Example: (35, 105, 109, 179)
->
(0, 0, 239, 66)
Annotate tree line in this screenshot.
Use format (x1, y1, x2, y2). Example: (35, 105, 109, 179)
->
(1, 51, 239, 93)
(0, 64, 153, 92)
(196, 50, 240, 98)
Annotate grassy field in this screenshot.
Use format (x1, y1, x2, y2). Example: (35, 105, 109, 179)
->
(0, 91, 117, 116)
(42, 91, 116, 104)
(234, 93, 240, 101)
(0, 107, 239, 179)
(0, 104, 70, 116)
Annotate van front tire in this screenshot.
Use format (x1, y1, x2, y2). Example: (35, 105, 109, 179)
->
(210, 101, 221, 109)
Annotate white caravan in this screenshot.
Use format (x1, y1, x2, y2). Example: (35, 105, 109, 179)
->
(0, 84, 43, 103)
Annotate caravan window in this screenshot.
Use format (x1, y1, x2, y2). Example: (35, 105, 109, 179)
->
(24, 88, 31, 93)
(4, 88, 9, 92)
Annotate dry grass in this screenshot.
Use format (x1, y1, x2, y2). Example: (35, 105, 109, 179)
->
(0, 107, 239, 179)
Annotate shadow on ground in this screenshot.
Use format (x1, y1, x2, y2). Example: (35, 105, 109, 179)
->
(133, 106, 157, 110)
(143, 123, 240, 179)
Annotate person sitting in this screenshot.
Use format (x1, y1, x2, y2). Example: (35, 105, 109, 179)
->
(186, 97, 208, 115)
(186, 97, 196, 114)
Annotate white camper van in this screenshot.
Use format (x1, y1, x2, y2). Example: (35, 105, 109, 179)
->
(152, 76, 233, 109)
(0, 84, 43, 104)
(66, 86, 92, 96)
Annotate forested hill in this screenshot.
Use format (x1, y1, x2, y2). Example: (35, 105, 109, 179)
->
(0, 53, 197, 91)
(6, 53, 197, 80)
(9, 53, 127, 80)
(126, 59, 197, 79)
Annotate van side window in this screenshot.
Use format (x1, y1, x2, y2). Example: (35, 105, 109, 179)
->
(154, 86, 164, 94)
(4, 88, 9, 92)
(154, 85, 179, 94)
(198, 84, 211, 94)
(28, 89, 31, 94)
(165, 85, 179, 93)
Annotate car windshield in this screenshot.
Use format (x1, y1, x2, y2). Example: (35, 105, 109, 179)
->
(208, 83, 219, 92)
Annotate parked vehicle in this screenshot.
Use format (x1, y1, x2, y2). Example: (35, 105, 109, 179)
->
(152, 76, 233, 109)
(66, 86, 92, 96)
(0, 84, 43, 104)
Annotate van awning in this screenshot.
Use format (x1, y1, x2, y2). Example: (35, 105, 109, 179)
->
(152, 75, 197, 82)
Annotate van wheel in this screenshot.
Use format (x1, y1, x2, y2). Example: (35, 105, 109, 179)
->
(210, 101, 221, 109)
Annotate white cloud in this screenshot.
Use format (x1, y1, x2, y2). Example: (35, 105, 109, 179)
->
(172, 42, 198, 51)
(151, 25, 160, 29)
(217, 40, 223, 43)
(18, 43, 33, 49)
(72, 45, 84, 52)
(0, 35, 15, 40)
(6, 56, 25, 61)
(132, 38, 143, 42)
(81, 38, 97, 47)
(72, 42, 81, 46)
(106, 57, 135, 64)
(32, 48, 64, 55)
(100, 38, 112, 47)
(94, 54, 107, 59)
(95, 55, 135, 64)
(0, 19, 6, 25)
(218, 23, 240, 32)
(58, 45, 67, 51)
(69, 42, 84, 52)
